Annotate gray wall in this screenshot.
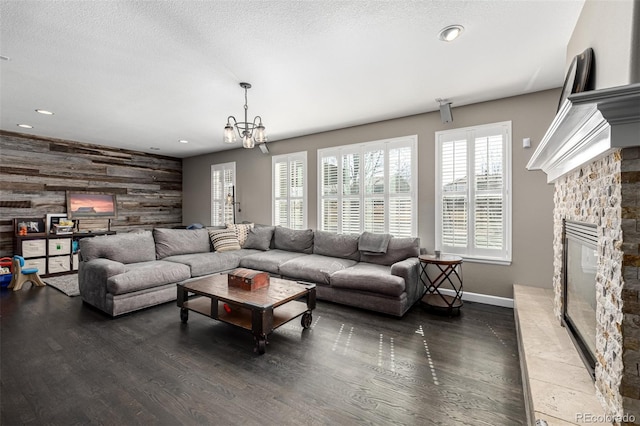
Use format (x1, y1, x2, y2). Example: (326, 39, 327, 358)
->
(566, 0, 640, 88)
(183, 89, 559, 299)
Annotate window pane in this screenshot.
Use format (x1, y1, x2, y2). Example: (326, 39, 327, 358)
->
(212, 170, 223, 200)
(475, 135, 503, 191)
(290, 160, 304, 198)
(389, 147, 412, 194)
(475, 195, 503, 249)
(211, 163, 235, 226)
(364, 150, 384, 194)
(322, 199, 338, 232)
(322, 156, 338, 196)
(364, 198, 385, 233)
(274, 199, 288, 227)
(274, 162, 288, 198)
(290, 199, 304, 230)
(342, 199, 360, 234)
(389, 198, 412, 237)
(212, 200, 224, 226)
(342, 153, 360, 195)
(442, 195, 468, 247)
(441, 140, 467, 193)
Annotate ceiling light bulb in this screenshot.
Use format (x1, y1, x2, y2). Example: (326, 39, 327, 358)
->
(254, 124, 267, 143)
(17, 124, 33, 129)
(438, 25, 464, 42)
(242, 133, 254, 149)
(35, 109, 54, 115)
(223, 124, 237, 143)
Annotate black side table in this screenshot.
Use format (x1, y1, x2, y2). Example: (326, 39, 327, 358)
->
(419, 254, 463, 315)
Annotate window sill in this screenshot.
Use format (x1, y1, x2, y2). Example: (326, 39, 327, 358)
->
(459, 256, 511, 266)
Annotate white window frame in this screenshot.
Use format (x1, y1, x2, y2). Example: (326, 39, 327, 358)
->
(210, 162, 236, 226)
(435, 121, 512, 265)
(317, 135, 418, 237)
(272, 151, 308, 229)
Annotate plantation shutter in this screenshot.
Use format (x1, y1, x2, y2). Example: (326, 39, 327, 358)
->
(474, 131, 504, 250)
(211, 162, 235, 226)
(440, 137, 468, 249)
(273, 161, 288, 227)
(388, 146, 413, 237)
(321, 155, 339, 232)
(436, 122, 511, 263)
(318, 136, 417, 237)
(272, 152, 307, 230)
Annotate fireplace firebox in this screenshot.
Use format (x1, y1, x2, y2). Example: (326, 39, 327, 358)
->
(562, 219, 597, 380)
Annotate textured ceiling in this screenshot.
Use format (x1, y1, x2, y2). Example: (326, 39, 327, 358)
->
(0, 0, 585, 158)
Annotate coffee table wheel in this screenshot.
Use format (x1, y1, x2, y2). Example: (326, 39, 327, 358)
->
(301, 311, 312, 329)
(180, 308, 189, 323)
(255, 336, 267, 355)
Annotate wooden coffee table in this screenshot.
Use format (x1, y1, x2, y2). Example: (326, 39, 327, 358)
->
(177, 274, 316, 354)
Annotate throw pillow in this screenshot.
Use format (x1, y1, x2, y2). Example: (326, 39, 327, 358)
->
(242, 226, 275, 251)
(226, 223, 254, 246)
(273, 226, 314, 254)
(208, 228, 241, 252)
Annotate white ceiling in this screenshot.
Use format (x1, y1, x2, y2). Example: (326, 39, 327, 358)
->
(0, 0, 585, 158)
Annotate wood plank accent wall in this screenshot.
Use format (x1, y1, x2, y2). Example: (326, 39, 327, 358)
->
(0, 131, 182, 257)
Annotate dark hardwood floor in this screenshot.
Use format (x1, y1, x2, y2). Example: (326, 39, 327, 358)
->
(1, 285, 526, 425)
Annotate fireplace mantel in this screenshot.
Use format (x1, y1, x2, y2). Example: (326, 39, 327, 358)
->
(527, 83, 640, 183)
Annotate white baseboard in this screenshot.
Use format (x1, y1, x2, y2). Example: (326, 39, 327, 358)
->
(437, 288, 514, 308)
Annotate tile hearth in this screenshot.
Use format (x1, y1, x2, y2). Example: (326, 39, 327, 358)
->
(514, 285, 607, 425)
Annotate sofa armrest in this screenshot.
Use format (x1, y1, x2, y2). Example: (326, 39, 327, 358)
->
(78, 259, 126, 311)
(391, 257, 422, 305)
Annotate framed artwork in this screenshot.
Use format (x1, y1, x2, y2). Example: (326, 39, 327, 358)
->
(14, 217, 46, 236)
(557, 48, 594, 112)
(66, 191, 118, 219)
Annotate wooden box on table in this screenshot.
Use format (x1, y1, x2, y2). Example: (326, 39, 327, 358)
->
(227, 268, 270, 291)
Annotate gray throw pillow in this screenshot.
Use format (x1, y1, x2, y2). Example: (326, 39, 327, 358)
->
(273, 226, 314, 254)
(80, 230, 156, 264)
(153, 228, 210, 259)
(313, 230, 360, 261)
(242, 226, 274, 251)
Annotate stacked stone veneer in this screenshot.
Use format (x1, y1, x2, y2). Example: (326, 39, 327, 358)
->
(553, 147, 640, 424)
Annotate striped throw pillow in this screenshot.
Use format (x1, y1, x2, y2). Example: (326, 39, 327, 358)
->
(226, 223, 254, 246)
(208, 229, 241, 252)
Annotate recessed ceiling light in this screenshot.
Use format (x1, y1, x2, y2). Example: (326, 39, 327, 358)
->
(178, 139, 189, 144)
(438, 25, 464, 42)
(17, 124, 33, 129)
(0, 55, 9, 61)
(35, 109, 54, 115)
(149, 147, 160, 151)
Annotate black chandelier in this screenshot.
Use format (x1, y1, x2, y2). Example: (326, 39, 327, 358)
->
(223, 82, 267, 149)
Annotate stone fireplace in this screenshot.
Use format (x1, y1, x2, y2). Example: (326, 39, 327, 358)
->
(528, 83, 640, 422)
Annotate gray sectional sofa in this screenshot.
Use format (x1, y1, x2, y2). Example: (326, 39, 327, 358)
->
(78, 226, 422, 317)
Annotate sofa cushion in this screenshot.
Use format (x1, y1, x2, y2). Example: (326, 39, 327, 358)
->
(242, 225, 274, 250)
(226, 223, 254, 246)
(239, 249, 306, 275)
(80, 230, 156, 264)
(153, 228, 211, 259)
(164, 249, 261, 277)
(106, 260, 191, 295)
(209, 228, 241, 252)
(313, 231, 360, 261)
(279, 254, 357, 285)
(360, 237, 420, 266)
(273, 227, 314, 254)
(330, 263, 405, 297)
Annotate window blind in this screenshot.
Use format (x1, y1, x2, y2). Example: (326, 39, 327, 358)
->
(318, 136, 417, 237)
(435, 122, 511, 264)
